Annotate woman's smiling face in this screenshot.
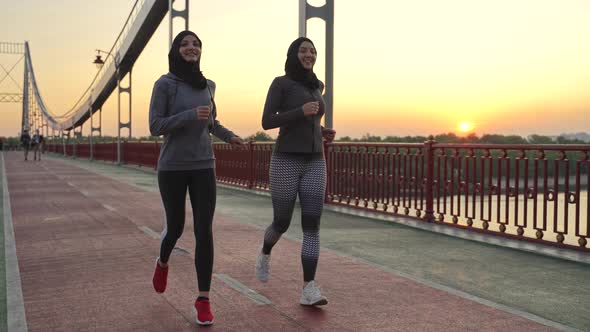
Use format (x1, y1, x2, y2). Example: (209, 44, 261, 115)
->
(298, 41, 316, 70)
(179, 35, 201, 63)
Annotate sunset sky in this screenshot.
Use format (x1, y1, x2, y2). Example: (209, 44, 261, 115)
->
(1, 0, 589, 139)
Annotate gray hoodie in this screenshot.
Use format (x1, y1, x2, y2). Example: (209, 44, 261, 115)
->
(149, 73, 236, 171)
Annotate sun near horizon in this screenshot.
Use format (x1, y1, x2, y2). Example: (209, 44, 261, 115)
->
(457, 121, 475, 134)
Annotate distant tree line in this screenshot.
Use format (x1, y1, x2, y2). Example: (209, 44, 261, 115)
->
(337, 133, 589, 145)
(4, 132, 589, 146)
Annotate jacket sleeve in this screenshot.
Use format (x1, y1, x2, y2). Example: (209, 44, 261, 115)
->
(261, 78, 305, 130)
(206, 80, 236, 142)
(210, 103, 237, 143)
(149, 79, 196, 136)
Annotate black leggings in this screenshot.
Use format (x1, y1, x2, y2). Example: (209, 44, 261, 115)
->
(158, 168, 216, 292)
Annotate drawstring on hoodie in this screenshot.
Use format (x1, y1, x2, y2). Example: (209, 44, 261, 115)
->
(207, 85, 216, 133)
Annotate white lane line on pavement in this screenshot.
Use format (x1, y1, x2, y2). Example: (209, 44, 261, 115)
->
(80, 190, 89, 197)
(172, 247, 190, 256)
(214, 273, 271, 305)
(138, 226, 190, 255)
(67, 181, 75, 187)
(103, 204, 116, 212)
(139, 226, 160, 240)
(2, 153, 29, 332)
(43, 216, 64, 222)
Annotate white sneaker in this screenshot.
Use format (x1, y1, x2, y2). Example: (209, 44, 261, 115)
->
(255, 249, 271, 283)
(300, 281, 328, 306)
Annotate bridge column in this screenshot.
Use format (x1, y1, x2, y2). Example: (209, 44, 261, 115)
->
(61, 130, 69, 156)
(43, 117, 48, 140)
(84, 93, 94, 161)
(117, 68, 132, 165)
(22, 61, 29, 132)
(299, 0, 334, 129)
(168, 0, 190, 49)
(90, 107, 102, 161)
(73, 126, 83, 159)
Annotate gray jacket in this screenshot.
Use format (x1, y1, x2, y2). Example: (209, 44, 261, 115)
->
(262, 76, 325, 154)
(149, 73, 236, 171)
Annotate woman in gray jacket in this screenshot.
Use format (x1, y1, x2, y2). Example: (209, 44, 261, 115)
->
(255, 37, 336, 306)
(149, 30, 243, 326)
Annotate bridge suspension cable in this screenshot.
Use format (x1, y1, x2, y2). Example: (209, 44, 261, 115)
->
(14, 0, 334, 163)
(21, 0, 174, 134)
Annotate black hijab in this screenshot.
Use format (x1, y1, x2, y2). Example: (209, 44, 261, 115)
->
(168, 30, 208, 90)
(285, 37, 320, 90)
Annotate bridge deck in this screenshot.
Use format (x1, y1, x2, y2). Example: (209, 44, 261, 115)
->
(1, 151, 588, 331)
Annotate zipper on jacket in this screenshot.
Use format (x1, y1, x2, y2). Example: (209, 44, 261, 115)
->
(312, 120, 315, 152)
(310, 89, 317, 153)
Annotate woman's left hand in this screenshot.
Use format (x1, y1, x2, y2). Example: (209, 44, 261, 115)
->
(229, 136, 246, 148)
(322, 128, 336, 142)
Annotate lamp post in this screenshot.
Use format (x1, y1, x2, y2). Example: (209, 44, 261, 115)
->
(91, 50, 113, 161)
(92, 49, 123, 164)
(87, 90, 94, 161)
(92, 49, 114, 69)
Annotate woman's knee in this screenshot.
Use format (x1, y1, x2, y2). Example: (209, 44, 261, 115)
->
(164, 227, 184, 241)
(301, 215, 320, 232)
(271, 217, 291, 234)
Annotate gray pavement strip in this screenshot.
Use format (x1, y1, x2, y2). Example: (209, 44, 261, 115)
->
(217, 183, 271, 198)
(213, 273, 271, 305)
(323, 205, 590, 265)
(2, 153, 28, 332)
(318, 246, 584, 332)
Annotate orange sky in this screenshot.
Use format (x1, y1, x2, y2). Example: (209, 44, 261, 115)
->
(1, 0, 589, 138)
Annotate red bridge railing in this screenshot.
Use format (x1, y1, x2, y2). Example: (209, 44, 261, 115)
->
(45, 140, 589, 252)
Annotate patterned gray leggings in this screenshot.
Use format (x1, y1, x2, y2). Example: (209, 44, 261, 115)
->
(262, 153, 326, 282)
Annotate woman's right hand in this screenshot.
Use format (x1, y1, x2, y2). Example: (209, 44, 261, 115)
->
(195, 106, 211, 120)
(302, 101, 319, 117)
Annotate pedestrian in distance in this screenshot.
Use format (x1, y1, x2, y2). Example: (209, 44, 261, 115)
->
(149, 30, 245, 326)
(20, 129, 31, 161)
(32, 129, 44, 161)
(255, 37, 336, 306)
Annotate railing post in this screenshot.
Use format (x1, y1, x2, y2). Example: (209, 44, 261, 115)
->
(62, 131, 67, 156)
(121, 140, 126, 164)
(324, 140, 330, 203)
(154, 139, 159, 170)
(424, 135, 435, 222)
(89, 128, 93, 161)
(248, 141, 254, 189)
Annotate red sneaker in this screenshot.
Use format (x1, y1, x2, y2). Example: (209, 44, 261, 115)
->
(194, 298, 214, 326)
(152, 258, 168, 293)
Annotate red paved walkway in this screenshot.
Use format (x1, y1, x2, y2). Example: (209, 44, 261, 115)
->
(4, 152, 557, 331)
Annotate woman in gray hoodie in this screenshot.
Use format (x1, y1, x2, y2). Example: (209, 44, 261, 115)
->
(149, 30, 244, 326)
